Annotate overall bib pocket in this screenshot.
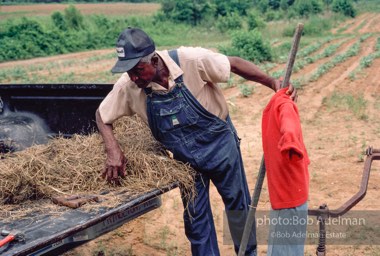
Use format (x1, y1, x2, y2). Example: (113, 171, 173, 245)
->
(156, 103, 199, 134)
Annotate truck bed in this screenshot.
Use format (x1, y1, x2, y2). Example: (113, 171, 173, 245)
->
(0, 182, 177, 256)
(0, 84, 179, 255)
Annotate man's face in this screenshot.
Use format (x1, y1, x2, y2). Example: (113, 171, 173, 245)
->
(127, 61, 155, 89)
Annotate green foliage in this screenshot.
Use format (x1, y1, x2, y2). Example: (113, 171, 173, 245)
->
(247, 10, 266, 31)
(214, 0, 252, 16)
(324, 92, 368, 120)
(0, 6, 127, 61)
(293, 0, 323, 17)
(272, 41, 291, 61)
(0, 0, 368, 63)
(303, 15, 332, 36)
(280, 0, 289, 10)
(264, 10, 284, 21)
(282, 15, 331, 37)
(332, 0, 356, 17)
(360, 55, 374, 68)
(268, 0, 281, 9)
(0, 17, 65, 61)
(219, 29, 272, 63)
(160, 0, 214, 26)
(159, 0, 253, 25)
(1, 0, 156, 2)
(239, 84, 255, 97)
(51, 12, 67, 31)
(376, 37, 380, 51)
(257, 0, 269, 13)
(64, 5, 84, 30)
(216, 12, 242, 33)
(310, 40, 361, 81)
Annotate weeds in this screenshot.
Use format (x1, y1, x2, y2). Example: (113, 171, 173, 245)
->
(238, 84, 254, 97)
(323, 92, 368, 120)
(220, 77, 236, 89)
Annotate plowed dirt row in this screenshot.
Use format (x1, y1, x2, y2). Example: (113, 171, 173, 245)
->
(1, 3, 160, 17)
(339, 13, 371, 34)
(269, 36, 352, 75)
(302, 35, 377, 120)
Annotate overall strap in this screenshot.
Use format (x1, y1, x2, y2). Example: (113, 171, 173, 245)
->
(168, 49, 183, 83)
(168, 49, 179, 65)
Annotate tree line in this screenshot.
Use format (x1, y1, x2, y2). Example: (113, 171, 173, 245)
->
(0, 0, 359, 63)
(1, 0, 154, 3)
(159, 0, 358, 26)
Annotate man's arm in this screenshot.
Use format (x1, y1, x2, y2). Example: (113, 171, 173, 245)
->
(95, 109, 126, 183)
(227, 56, 297, 100)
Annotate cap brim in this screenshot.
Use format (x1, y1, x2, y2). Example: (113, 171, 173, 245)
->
(111, 57, 141, 73)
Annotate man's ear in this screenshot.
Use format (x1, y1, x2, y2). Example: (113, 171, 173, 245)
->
(151, 54, 159, 67)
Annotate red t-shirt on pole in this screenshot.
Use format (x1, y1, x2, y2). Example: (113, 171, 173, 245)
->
(262, 88, 310, 210)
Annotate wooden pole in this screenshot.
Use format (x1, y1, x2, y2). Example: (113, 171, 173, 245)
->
(238, 23, 304, 256)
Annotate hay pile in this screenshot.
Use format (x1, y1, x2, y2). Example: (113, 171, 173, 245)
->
(0, 115, 196, 205)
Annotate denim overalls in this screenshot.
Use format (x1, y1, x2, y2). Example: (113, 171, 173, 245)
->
(143, 50, 257, 256)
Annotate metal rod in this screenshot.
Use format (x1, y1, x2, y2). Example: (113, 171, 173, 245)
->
(308, 147, 380, 218)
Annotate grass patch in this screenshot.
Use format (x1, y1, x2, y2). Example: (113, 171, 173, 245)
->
(238, 84, 255, 97)
(322, 92, 368, 120)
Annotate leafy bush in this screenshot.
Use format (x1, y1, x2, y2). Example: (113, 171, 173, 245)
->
(51, 12, 67, 31)
(246, 10, 266, 31)
(332, 0, 356, 17)
(216, 12, 242, 33)
(219, 29, 272, 63)
(160, 0, 214, 26)
(214, 0, 252, 16)
(282, 15, 331, 37)
(64, 5, 84, 30)
(272, 41, 292, 61)
(303, 15, 332, 36)
(293, 0, 323, 17)
(0, 18, 50, 60)
(265, 10, 284, 21)
(0, 6, 133, 62)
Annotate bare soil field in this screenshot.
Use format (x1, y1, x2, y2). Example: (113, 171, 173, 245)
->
(0, 3, 160, 17)
(1, 12, 380, 256)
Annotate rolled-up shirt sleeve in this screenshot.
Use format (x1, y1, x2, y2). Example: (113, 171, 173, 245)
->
(278, 102, 304, 160)
(98, 77, 135, 125)
(196, 48, 230, 83)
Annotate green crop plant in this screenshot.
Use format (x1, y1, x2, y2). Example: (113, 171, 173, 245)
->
(321, 43, 341, 57)
(354, 19, 367, 34)
(359, 33, 373, 42)
(239, 84, 255, 97)
(271, 70, 283, 79)
(348, 70, 357, 81)
(360, 55, 374, 68)
(376, 37, 380, 51)
(309, 39, 362, 82)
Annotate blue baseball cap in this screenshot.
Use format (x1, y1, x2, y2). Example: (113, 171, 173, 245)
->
(111, 28, 155, 73)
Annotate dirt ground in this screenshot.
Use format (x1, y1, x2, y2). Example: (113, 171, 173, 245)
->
(1, 12, 380, 256)
(0, 3, 160, 17)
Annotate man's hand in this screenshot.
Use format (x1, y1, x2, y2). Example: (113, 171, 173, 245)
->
(273, 78, 298, 102)
(101, 147, 127, 184)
